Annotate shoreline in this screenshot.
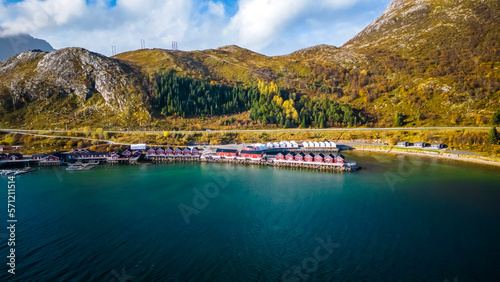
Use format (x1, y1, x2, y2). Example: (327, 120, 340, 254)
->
(350, 145, 500, 168)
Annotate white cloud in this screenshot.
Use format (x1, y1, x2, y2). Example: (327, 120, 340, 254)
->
(0, 0, 86, 36)
(0, 0, 391, 56)
(225, 0, 359, 52)
(207, 1, 225, 18)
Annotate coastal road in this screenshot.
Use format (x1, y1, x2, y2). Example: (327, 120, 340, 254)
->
(0, 126, 491, 135)
(1, 131, 130, 145)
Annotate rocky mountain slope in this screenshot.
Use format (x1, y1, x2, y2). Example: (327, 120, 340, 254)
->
(0, 48, 147, 109)
(0, 0, 498, 129)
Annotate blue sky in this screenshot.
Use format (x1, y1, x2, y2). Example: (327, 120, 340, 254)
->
(0, 0, 392, 56)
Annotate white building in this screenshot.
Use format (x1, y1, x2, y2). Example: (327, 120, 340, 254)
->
(131, 144, 147, 150)
(279, 141, 287, 148)
(308, 141, 314, 147)
(313, 142, 320, 147)
(303, 141, 309, 148)
(267, 142, 274, 149)
(319, 142, 326, 147)
(290, 141, 298, 148)
(255, 144, 267, 150)
(273, 142, 280, 148)
(328, 141, 337, 148)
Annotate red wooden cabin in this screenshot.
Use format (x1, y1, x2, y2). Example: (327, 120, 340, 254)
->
(324, 154, 335, 164)
(335, 155, 345, 164)
(314, 153, 324, 163)
(294, 152, 305, 162)
(216, 149, 239, 158)
(183, 148, 192, 155)
(191, 148, 200, 156)
(174, 148, 183, 156)
(304, 153, 314, 162)
(147, 148, 156, 156)
(285, 152, 295, 161)
(240, 150, 263, 159)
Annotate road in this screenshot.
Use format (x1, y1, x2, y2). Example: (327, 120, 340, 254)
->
(2, 131, 129, 145)
(0, 127, 491, 135)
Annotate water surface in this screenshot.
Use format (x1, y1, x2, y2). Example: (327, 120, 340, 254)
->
(1, 152, 499, 281)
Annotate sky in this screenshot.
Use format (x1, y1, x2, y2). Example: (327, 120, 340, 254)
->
(0, 0, 392, 56)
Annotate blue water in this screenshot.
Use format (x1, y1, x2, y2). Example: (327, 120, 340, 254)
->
(1, 152, 500, 281)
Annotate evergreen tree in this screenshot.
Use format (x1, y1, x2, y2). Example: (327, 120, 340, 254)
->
(394, 113, 403, 127)
(492, 110, 500, 125)
(488, 126, 498, 145)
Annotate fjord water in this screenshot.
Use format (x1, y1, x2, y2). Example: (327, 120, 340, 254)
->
(1, 152, 499, 281)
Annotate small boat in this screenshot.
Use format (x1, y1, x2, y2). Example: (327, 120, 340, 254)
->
(0, 167, 35, 175)
(66, 162, 98, 171)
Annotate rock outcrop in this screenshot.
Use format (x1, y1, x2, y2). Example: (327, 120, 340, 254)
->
(0, 48, 146, 111)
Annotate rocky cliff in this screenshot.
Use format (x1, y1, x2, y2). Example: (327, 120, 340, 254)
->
(0, 48, 147, 112)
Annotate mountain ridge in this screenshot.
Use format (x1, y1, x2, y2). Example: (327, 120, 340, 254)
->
(0, 0, 498, 129)
(0, 33, 54, 62)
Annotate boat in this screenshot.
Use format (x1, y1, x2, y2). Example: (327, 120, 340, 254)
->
(66, 162, 98, 171)
(0, 167, 35, 175)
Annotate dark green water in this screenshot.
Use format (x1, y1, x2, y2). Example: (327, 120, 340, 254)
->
(1, 152, 499, 281)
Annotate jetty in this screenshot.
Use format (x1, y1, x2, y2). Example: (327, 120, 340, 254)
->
(0, 140, 359, 173)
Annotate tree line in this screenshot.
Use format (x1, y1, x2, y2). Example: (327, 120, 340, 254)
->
(151, 72, 366, 128)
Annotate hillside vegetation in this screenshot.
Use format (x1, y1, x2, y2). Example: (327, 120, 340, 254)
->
(0, 0, 498, 131)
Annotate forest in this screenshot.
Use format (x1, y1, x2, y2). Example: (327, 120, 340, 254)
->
(151, 72, 366, 128)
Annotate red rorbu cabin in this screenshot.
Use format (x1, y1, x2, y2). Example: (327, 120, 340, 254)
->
(314, 153, 324, 163)
(304, 153, 314, 162)
(147, 148, 156, 156)
(156, 148, 165, 156)
(276, 152, 285, 160)
(324, 154, 335, 164)
(294, 152, 305, 162)
(285, 152, 295, 161)
(240, 150, 263, 160)
(174, 148, 183, 156)
(335, 154, 345, 164)
(191, 148, 200, 156)
(122, 150, 132, 157)
(43, 154, 60, 163)
(108, 153, 120, 160)
(216, 149, 239, 158)
(165, 147, 174, 156)
(183, 148, 192, 155)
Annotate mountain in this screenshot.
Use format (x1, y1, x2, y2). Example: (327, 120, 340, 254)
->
(0, 48, 149, 128)
(0, 0, 498, 130)
(0, 33, 55, 62)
